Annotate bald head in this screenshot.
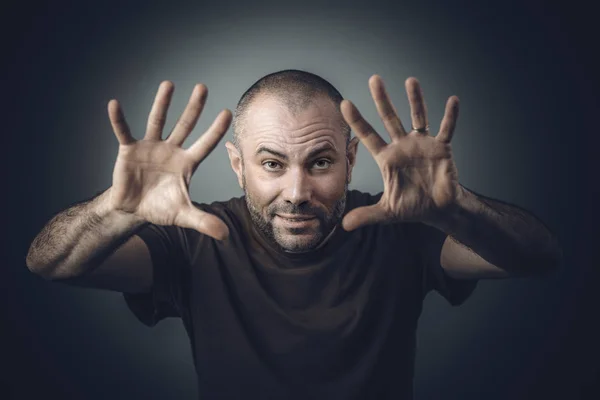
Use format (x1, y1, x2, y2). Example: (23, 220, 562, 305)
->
(232, 69, 351, 155)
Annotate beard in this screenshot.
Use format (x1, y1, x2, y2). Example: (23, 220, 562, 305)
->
(242, 166, 349, 253)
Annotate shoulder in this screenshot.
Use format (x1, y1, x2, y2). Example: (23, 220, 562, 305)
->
(345, 190, 432, 241)
(190, 195, 248, 233)
(191, 195, 245, 215)
(345, 189, 383, 213)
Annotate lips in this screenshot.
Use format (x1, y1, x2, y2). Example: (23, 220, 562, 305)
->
(277, 214, 316, 221)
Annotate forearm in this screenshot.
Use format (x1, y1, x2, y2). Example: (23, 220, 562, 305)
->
(26, 187, 148, 279)
(431, 184, 563, 276)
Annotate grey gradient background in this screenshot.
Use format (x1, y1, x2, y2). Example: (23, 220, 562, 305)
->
(4, 0, 597, 399)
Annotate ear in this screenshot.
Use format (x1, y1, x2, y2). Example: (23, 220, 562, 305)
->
(225, 141, 244, 190)
(346, 136, 359, 183)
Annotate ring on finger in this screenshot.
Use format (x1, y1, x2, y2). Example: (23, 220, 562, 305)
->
(411, 125, 429, 133)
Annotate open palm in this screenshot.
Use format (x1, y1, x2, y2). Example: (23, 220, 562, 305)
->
(340, 75, 462, 231)
(108, 81, 232, 240)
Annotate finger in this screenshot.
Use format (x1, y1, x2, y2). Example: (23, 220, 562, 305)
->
(437, 96, 460, 144)
(145, 81, 175, 141)
(108, 100, 135, 145)
(369, 75, 407, 139)
(340, 99, 387, 156)
(166, 83, 208, 146)
(341, 204, 388, 231)
(405, 77, 429, 134)
(175, 205, 230, 240)
(186, 109, 232, 165)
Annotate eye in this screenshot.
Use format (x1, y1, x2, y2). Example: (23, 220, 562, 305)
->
(263, 161, 282, 171)
(313, 159, 332, 169)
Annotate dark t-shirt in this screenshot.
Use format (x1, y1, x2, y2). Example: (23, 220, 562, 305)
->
(124, 189, 478, 399)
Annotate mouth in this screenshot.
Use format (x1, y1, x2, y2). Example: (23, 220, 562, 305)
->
(276, 214, 318, 227)
(276, 214, 316, 221)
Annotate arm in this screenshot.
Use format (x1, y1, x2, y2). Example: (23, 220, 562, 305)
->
(431, 184, 563, 279)
(26, 81, 231, 294)
(340, 75, 562, 281)
(26, 187, 153, 293)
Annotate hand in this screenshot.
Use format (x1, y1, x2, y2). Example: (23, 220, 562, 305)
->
(107, 81, 232, 240)
(340, 75, 462, 231)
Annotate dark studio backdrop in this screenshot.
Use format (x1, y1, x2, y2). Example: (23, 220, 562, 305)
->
(3, 0, 598, 398)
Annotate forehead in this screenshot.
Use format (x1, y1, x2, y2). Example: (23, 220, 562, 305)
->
(241, 93, 346, 153)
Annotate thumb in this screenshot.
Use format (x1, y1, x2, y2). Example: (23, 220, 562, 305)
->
(175, 205, 230, 240)
(342, 204, 387, 231)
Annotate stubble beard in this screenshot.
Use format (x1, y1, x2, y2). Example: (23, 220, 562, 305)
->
(242, 167, 348, 253)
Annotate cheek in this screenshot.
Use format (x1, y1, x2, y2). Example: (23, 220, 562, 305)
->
(315, 171, 348, 196)
(245, 170, 279, 204)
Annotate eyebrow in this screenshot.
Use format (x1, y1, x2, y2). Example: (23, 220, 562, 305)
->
(255, 144, 337, 160)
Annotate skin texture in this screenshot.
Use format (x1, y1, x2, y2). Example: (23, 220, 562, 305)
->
(226, 73, 560, 276)
(339, 75, 462, 230)
(108, 81, 233, 240)
(26, 73, 561, 295)
(340, 75, 561, 277)
(226, 94, 359, 253)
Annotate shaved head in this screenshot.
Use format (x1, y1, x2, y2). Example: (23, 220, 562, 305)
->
(232, 69, 351, 156)
(225, 69, 360, 253)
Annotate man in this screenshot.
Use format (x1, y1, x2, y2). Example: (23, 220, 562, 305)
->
(26, 69, 562, 399)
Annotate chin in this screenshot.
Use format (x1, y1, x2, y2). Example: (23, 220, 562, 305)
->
(274, 230, 323, 253)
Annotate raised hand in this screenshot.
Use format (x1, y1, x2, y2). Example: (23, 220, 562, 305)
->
(107, 81, 231, 240)
(340, 75, 462, 231)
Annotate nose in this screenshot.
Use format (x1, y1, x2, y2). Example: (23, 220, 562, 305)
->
(281, 167, 312, 207)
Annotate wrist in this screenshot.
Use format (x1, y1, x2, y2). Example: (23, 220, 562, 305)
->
(93, 187, 147, 226)
(426, 184, 471, 234)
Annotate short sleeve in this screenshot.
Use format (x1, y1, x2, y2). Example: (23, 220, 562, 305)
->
(123, 223, 192, 327)
(408, 222, 478, 306)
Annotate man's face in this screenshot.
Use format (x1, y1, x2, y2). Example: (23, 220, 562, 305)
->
(226, 94, 357, 253)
